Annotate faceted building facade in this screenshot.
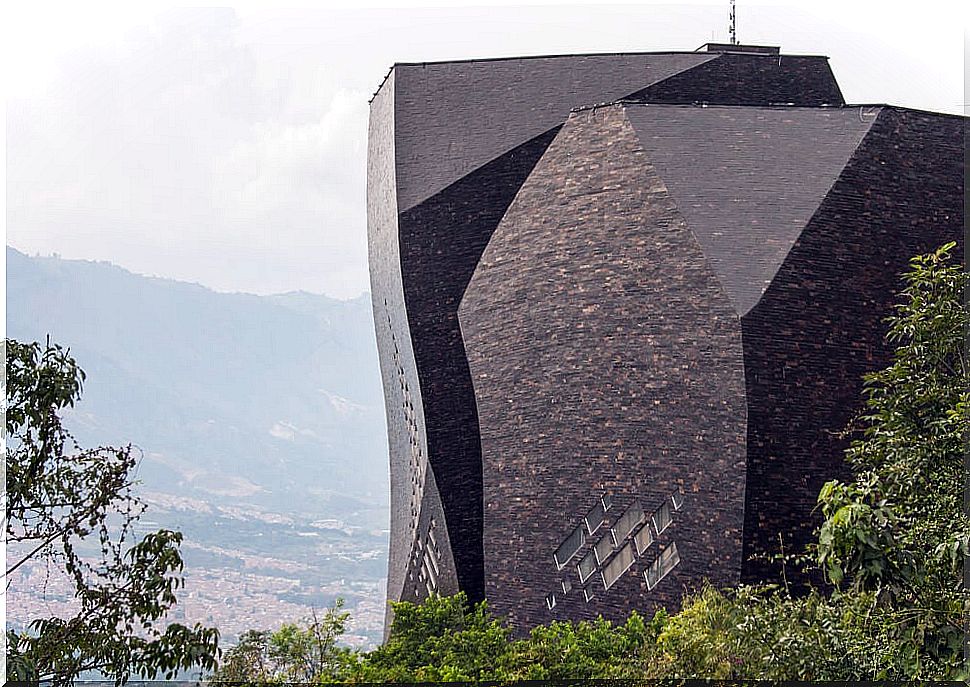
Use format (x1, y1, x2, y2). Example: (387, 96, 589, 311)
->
(366, 45, 965, 634)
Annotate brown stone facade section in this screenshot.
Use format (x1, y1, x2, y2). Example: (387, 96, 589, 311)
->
(459, 105, 747, 632)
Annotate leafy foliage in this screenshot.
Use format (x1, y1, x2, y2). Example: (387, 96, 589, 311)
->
(344, 593, 515, 681)
(5, 337, 220, 685)
(209, 599, 354, 683)
(814, 241, 969, 678)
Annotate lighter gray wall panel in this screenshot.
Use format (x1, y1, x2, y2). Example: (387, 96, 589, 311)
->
(626, 105, 878, 314)
(393, 53, 715, 212)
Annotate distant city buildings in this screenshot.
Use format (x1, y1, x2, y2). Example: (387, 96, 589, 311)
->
(367, 44, 964, 634)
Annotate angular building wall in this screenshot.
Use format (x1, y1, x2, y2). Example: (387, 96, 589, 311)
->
(458, 105, 748, 628)
(366, 46, 961, 635)
(456, 101, 964, 626)
(738, 107, 966, 583)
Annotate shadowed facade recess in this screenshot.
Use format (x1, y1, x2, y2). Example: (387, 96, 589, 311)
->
(366, 45, 965, 635)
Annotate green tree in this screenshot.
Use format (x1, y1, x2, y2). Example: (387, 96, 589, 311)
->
(208, 599, 354, 684)
(346, 592, 515, 682)
(343, 592, 665, 682)
(4, 337, 220, 685)
(508, 610, 661, 680)
(815, 241, 969, 678)
(643, 582, 880, 680)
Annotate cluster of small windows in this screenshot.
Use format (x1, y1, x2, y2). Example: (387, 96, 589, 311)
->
(644, 542, 680, 590)
(384, 300, 426, 540)
(544, 490, 687, 611)
(553, 494, 612, 569)
(407, 518, 442, 600)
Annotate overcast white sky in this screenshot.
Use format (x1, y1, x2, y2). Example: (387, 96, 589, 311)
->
(3, 1, 967, 299)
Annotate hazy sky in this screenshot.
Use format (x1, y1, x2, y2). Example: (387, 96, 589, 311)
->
(4, 1, 967, 299)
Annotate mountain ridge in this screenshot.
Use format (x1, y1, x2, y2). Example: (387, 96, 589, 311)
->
(6, 246, 389, 523)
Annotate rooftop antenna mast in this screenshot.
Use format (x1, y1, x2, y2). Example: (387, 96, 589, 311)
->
(729, 0, 738, 45)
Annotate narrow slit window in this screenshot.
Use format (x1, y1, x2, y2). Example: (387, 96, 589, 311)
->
(634, 523, 654, 555)
(652, 500, 673, 535)
(601, 543, 635, 591)
(554, 524, 586, 569)
(593, 535, 614, 565)
(611, 502, 645, 546)
(644, 541, 681, 590)
(577, 549, 597, 583)
(423, 552, 438, 587)
(427, 550, 439, 576)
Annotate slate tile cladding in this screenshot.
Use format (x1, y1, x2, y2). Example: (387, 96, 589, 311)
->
(738, 107, 965, 585)
(377, 53, 731, 623)
(458, 105, 747, 632)
(372, 49, 836, 626)
(366, 70, 416, 623)
(397, 127, 561, 602)
(368, 48, 965, 636)
(627, 52, 844, 106)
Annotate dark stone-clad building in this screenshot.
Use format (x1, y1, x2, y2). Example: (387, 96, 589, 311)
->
(366, 44, 965, 635)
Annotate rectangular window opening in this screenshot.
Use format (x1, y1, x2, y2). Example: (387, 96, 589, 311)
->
(554, 523, 586, 569)
(645, 541, 681, 590)
(584, 497, 607, 535)
(601, 543, 635, 591)
(652, 500, 673, 536)
(634, 523, 654, 555)
(611, 502, 646, 546)
(423, 552, 438, 587)
(593, 535, 615, 565)
(577, 549, 597, 584)
(545, 593, 557, 610)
